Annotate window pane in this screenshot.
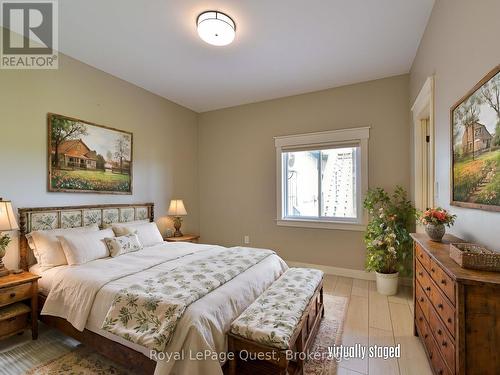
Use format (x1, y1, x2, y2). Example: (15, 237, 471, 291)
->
(320, 147, 357, 218)
(284, 150, 319, 217)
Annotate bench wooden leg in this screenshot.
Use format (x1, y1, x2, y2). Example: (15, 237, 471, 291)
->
(278, 356, 289, 375)
(296, 329, 305, 375)
(227, 336, 237, 375)
(228, 357, 236, 375)
(320, 286, 325, 318)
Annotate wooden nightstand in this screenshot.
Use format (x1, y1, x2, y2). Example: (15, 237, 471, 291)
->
(0, 272, 40, 341)
(165, 234, 200, 243)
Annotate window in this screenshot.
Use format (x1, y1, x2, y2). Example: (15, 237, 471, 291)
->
(275, 127, 369, 231)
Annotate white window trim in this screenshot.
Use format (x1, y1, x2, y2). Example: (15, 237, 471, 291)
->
(275, 127, 370, 231)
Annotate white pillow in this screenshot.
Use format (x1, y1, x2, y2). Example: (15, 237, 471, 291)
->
(27, 224, 99, 268)
(104, 233, 143, 257)
(102, 219, 149, 229)
(112, 222, 163, 247)
(59, 229, 114, 265)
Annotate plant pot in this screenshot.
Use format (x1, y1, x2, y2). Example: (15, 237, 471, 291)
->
(375, 271, 399, 296)
(425, 223, 445, 242)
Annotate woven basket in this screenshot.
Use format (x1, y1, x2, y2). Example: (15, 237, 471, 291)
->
(449, 243, 500, 272)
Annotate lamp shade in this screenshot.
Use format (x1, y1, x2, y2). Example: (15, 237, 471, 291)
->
(0, 200, 18, 231)
(167, 199, 187, 216)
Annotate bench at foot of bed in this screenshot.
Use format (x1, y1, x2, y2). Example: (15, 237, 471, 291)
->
(228, 267, 324, 375)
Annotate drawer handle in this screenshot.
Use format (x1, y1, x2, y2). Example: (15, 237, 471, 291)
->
(424, 333, 428, 338)
(9, 292, 16, 298)
(438, 370, 443, 375)
(442, 340, 447, 347)
(426, 286, 431, 292)
(438, 303, 444, 309)
(437, 329, 442, 335)
(418, 272, 423, 277)
(418, 317, 423, 322)
(440, 279, 446, 285)
(431, 268, 435, 273)
(447, 318, 452, 323)
(429, 352, 433, 359)
(419, 297, 424, 302)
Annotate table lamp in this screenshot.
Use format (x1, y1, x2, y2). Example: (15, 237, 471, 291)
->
(0, 199, 19, 277)
(167, 199, 187, 237)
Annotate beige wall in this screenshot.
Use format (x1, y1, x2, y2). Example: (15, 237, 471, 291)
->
(410, 0, 500, 251)
(0, 53, 199, 269)
(198, 75, 411, 270)
(10, 0, 496, 273)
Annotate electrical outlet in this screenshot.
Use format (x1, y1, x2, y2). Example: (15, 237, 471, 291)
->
(244, 235, 250, 244)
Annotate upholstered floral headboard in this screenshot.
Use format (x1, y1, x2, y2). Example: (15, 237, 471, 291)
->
(18, 203, 154, 270)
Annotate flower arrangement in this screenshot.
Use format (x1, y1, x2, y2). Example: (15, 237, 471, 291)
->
(419, 207, 457, 241)
(363, 186, 416, 275)
(419, 208, 456, 227)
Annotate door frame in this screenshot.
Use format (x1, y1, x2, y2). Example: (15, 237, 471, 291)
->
(411, 76, 435, 214)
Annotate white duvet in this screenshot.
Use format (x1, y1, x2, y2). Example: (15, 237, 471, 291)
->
(40, 242, 288, 375)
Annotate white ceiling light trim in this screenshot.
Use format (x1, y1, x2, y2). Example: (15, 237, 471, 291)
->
(197, 10, 236, 46)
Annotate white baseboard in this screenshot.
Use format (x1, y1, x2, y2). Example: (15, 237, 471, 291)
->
(285, 260, 376, 281)
(285, 260, 413, 287)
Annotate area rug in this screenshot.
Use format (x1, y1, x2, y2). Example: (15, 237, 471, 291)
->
(8, 294, 347, 375)
(24, 347, 133, 375)
(304, 294, 348, 375)
(0, 329, 79, 375)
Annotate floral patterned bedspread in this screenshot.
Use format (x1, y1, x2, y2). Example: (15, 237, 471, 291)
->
(101, 247, 275, 351)
(230, 267, 323, 349)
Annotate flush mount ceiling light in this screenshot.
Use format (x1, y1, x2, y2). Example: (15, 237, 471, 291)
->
(197, 11, 236, 46)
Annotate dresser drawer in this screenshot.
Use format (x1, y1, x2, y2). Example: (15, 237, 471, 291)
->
(416, 243, 431, 269)
(0, 310, 29, 338)
(415, 301, 430, 339)
(429, 284, 455, 338)
(429, 259, 456, 306)
(416, 260, 432, 294)
(0, 283, 32, 308)
(429, 306, 455, 373)
(427, 335, 453, 375)
(419, 315, 452, 375)
(415, 282, 430, 321)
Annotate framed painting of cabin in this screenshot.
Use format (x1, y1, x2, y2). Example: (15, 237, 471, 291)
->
(48, 113, 133, 194)
(451, 65, 500, 212)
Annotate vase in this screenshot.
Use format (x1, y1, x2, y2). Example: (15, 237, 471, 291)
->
(375, 271, 399, 296)
(425, 223, 445, 242)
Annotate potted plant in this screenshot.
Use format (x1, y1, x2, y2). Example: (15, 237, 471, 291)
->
(363, 186, 416, 295)
(419, 208, 456, 242)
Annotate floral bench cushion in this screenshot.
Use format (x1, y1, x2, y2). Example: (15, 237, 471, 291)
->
(230, 267, 323, 349)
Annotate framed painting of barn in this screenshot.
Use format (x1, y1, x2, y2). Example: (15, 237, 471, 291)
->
(451, 65, 500, 212)
(48, 113, 133, 194)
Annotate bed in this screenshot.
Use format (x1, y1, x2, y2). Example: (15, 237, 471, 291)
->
(18, 203, 288, 375)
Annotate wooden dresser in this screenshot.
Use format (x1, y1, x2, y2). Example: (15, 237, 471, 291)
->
(411, 233, 500, 375)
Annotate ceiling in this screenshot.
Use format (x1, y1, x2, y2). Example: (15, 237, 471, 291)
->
(57, 0, 434, 112)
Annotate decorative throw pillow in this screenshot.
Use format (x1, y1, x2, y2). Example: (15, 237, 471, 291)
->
(26, 224, 99, 268)
(104, 233, 143, 257)
(102, 219, 149, 229)
(111, 222, 163, 247)
(58, 228, 114, 265)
